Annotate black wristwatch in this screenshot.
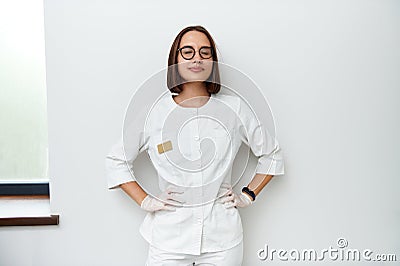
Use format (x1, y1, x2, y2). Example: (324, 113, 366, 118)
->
(242, 187, 256, 201)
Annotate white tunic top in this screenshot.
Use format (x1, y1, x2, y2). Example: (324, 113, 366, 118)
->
(105, 91, 284, 255)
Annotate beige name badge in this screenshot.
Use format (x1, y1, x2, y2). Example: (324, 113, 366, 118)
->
(157, 140, 172, 154)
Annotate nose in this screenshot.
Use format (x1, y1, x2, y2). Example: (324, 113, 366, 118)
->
(193, 50, 202, 61)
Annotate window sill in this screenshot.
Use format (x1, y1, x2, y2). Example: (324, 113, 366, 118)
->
(0, 195, 59, 226)
(0, 215, 59, 226)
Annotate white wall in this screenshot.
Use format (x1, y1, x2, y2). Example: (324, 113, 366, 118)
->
(1, 0, 399, 265)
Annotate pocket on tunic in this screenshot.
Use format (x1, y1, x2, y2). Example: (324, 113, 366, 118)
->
(149, 130, 186, 171)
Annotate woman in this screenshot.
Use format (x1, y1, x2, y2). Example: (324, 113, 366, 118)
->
(105, 25, 284, 266)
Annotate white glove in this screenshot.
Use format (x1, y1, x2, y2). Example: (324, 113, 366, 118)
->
(140, 185, 185, 212)
(218, 183, 253, 209)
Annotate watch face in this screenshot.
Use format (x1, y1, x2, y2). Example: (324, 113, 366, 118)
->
(242, 187, 255, 201)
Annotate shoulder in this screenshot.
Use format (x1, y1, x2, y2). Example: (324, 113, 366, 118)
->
(147, 92, 175, 115)
(213, 93, 245, 113)
(213, 93, 241, 108)
(214, 93, 258, 123)
(143, 92, 175, 132)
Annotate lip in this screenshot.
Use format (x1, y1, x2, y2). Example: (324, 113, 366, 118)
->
(188, 67, 203, 73)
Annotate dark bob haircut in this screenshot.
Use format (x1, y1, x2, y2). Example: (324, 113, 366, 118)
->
(167, 25, 221, 94)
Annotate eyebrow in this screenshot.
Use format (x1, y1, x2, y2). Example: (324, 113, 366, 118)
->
(179, 45, 212, 49)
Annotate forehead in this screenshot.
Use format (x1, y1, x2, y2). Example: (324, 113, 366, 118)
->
(180, 31, 211, 47)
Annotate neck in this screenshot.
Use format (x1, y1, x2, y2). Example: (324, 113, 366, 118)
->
(173, 82, 211, 107)
(180, 82, 210, 98)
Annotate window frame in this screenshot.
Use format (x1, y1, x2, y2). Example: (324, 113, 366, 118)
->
(0, 0, 58, 226)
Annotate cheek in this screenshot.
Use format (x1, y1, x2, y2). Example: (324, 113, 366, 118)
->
(177, 56, 184, 64)
(199, 61, 213, 81)
(203, 61, 213, 76)
(177, 62, 190, 80)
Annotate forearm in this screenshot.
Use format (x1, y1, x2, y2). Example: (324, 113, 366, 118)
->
(247, 173, 274, 196)
(120, 181, 148, 206)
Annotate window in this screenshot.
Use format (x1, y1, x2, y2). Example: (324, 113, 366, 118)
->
(0, 0, 58, 226)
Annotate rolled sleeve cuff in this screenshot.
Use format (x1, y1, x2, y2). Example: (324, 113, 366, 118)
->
(105, 158, 137, 190)
(255, 155, 285, 176)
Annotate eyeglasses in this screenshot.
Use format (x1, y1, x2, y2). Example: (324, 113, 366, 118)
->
(177, 46, 213, 60)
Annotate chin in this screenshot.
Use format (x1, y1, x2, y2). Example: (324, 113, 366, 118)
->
(183, 76, 209, 83)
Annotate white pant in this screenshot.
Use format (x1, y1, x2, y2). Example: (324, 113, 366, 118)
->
(145, 240, 243, 266)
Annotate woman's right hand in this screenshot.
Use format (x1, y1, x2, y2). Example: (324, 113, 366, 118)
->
(140, 185, 185, 212)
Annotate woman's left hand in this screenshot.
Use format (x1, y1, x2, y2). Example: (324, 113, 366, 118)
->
(218, 183, 253, 208)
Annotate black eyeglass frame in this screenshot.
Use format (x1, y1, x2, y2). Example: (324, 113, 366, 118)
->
(177, 45, 214, 60)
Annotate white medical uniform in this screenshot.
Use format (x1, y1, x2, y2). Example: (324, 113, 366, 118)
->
(105, 92, 284, 260)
